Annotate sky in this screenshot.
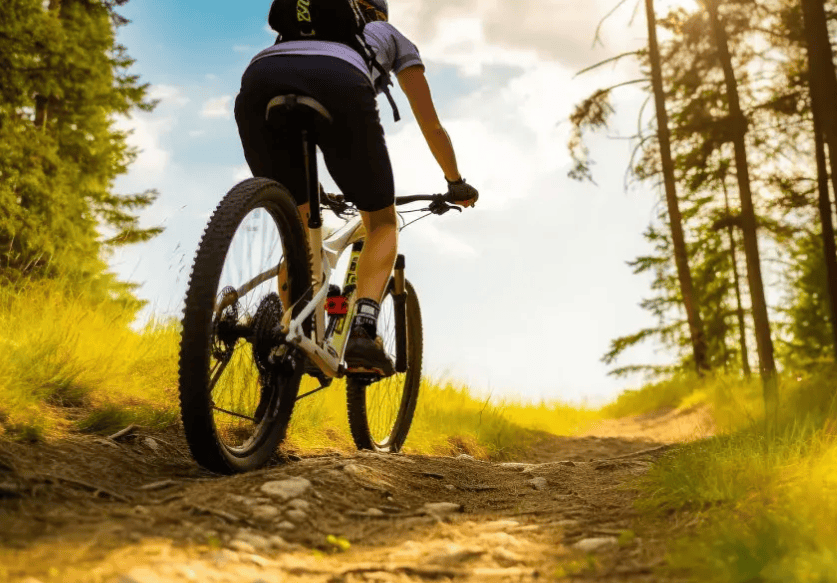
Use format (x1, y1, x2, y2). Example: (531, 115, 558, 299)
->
(110, 0, 698, 405)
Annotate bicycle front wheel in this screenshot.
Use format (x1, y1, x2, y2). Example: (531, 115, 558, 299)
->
(347, 279, 422, 452)
(178, 178, 311, 474)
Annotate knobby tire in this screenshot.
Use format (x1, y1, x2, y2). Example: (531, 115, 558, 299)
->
(178, 178, 311, 474)
(347, 279, 422, 452)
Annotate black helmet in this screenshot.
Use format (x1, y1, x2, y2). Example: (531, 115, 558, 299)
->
(360, 0, 388, 20)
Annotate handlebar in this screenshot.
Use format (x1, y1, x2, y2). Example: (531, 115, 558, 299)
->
(322, 191, 466, 217)
(395, 193, 442, 205)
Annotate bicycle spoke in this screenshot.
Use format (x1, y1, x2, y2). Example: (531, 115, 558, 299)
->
(211, 403, 257, 422)
(210, 206, 287, 448)
(208, 354, 233, 394)
(178, 179, 310, 473)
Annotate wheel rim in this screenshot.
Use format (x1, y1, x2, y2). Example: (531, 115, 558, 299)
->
(364, 291, 409, 446)
(208, 205, 287, 454)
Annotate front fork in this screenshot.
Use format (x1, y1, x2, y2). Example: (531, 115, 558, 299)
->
(392, 254, 408, 373)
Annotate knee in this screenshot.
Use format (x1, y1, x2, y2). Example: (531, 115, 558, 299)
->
(364, 205, 398, 234)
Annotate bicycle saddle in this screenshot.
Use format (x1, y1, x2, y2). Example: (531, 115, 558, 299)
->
(265, 94, 333, 133)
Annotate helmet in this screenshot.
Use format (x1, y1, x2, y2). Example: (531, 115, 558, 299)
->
(359, 0, 388, 21)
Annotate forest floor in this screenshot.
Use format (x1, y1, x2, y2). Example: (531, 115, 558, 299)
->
(0, 407, 713, 583)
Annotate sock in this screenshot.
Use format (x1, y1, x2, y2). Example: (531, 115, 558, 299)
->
(352, 298, 380, 337)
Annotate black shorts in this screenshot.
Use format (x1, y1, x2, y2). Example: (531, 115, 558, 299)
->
(235, 55, 395, 212)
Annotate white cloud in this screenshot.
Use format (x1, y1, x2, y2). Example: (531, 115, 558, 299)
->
(189, 130, 206, 138)
(387, 58, 602, 213)
(201, 96, 233, 119)
(394, 0, 646, 71)
(147, 84, 190, 107)
(233, 164, 252, 182)
(233, 45, 252, 53)
(114, 114, 172, 175)
(410, 222, 477, 259)
(418, 16, 541, 76)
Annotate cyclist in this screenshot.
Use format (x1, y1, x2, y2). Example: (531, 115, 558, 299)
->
(234, 0, 478, 374)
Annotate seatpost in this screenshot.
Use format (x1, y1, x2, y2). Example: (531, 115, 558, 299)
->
(301, 128, 326, 341)
(302, 129, 321, 229)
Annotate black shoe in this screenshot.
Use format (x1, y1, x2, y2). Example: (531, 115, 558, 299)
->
(344, 327, 395, 376)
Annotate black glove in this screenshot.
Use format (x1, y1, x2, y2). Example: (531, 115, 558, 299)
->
(446, 178, 479, 207)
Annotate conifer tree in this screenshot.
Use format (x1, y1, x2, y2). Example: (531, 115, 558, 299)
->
(644, 0, 710, 375)
(0, 0, 158, 305)
(701, 0, 778, 414)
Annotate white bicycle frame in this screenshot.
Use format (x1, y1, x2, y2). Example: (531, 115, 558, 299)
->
(278, 214, 368, 378)
(228, 191, 443, 382)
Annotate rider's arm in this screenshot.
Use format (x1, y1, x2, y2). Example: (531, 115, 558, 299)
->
(396, 65, 461, 183)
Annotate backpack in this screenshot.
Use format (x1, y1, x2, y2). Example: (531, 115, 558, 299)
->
(267, 0, 401, 121)
(268, 0, 365, 45)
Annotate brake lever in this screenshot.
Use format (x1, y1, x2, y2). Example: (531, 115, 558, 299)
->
(428, 200, 462, 215)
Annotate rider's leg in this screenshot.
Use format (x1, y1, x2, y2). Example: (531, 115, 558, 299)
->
(356, 205, 398, 302)
(344, 205, 398, 373)
(280, 201, 398, 310)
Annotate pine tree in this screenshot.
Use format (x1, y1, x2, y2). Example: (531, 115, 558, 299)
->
(0, 0, 158, 306)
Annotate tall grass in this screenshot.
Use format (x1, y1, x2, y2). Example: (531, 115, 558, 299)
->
(0, 279, 599, 455)
(0, 280, 180, 440)
(282, 376, 601, 458)
(634, 370, 837, 582)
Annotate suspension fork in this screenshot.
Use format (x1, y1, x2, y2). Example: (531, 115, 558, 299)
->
(392, 254, 408, 372)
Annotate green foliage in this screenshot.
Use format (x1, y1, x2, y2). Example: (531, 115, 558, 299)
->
(0, 0, 159, 291)
(604, 199, 745, 377)
(779, 229, 835, 368)
(571, 0, 837, 379)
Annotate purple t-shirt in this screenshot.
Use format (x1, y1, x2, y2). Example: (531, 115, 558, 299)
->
(249, 21, 423, 92)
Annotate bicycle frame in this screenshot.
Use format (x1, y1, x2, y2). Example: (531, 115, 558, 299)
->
(281, 214, 366, 379)
(228, 188, 454, 382)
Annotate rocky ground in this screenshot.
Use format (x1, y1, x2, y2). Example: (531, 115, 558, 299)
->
(0, 407, 712, 583)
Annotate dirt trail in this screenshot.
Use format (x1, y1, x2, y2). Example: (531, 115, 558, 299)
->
(0, 407, 712, 583)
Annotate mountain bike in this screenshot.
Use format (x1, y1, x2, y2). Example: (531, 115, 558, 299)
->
(178, 93, 467, 474)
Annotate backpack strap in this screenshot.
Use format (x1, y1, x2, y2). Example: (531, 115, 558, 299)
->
(356, 35, 401, 123)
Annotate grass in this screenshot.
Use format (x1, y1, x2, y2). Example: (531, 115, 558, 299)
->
(630, 369, 837, 582)
(0, 280, 181, 441)
(601, 374, 704, 419)
(0, 278, 600, 456)
(10, 280, 837, 579)
(285, 376, 602, 459)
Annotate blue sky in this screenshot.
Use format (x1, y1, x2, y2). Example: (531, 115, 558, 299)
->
(110, 0, 696, 404)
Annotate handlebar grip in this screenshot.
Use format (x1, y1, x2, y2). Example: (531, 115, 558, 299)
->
(395, 194, 444, 206)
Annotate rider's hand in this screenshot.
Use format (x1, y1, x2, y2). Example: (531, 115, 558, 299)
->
(446, 177, 478, 208)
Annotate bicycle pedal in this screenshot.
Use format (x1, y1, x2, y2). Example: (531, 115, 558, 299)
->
(346, 365, 388, 377)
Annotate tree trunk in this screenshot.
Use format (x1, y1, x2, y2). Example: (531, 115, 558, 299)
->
(802, 0, 837, 362)
(813, 97, 837, 361)
(704, 0, 777, 419)
(801, 0, 837, 200)
(34, 95, 48, 129)
(34, 0, 63, 130)
(645, 0, 709, 375)
(722, 180, 751, 377)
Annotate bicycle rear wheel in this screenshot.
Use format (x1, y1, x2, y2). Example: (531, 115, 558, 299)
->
(179, 178, 311, 474)
(347, 279, 422, 452)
